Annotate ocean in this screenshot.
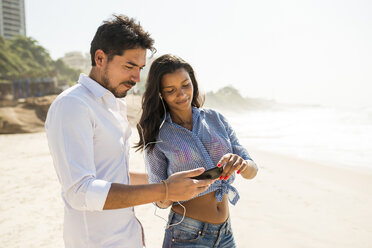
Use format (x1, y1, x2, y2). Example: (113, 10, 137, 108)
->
(222, 104, 372, 170)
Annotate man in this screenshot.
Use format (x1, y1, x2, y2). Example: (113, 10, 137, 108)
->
(45, 15, 213, 248)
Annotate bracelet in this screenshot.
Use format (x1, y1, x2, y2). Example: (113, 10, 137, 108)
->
(161, 180, 168, 202)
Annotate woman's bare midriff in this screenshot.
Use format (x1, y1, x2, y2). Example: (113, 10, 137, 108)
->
(171, 191, 229, 224)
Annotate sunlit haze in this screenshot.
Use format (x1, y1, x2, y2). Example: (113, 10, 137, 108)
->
(25, 0, 372, 108)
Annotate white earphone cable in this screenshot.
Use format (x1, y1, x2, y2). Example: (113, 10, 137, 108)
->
(138, 95, 186, 227)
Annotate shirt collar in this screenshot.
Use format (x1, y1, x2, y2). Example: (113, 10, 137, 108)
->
(78, 73, 109, 98)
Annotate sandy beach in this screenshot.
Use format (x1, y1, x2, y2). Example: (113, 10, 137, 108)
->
(1, 126, 371, 247)
(0, 95, 371, 247)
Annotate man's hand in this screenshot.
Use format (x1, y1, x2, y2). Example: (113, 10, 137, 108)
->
(165, 168, 214, 202)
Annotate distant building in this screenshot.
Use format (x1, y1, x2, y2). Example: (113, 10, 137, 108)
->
(61, 51, 91, 74)
(0, 0, 26, 39)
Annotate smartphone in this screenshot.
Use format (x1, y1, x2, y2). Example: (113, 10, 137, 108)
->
(191, 166, 223, 180)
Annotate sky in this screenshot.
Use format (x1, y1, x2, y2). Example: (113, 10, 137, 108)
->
(25, 0, 372, 108)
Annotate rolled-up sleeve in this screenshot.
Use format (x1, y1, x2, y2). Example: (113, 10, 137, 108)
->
(46, 96, 111, 211)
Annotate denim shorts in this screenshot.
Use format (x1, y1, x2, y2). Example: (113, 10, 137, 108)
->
(162, 210, 236, 248)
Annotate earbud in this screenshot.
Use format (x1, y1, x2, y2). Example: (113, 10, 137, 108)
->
(159, 93, 163, 100)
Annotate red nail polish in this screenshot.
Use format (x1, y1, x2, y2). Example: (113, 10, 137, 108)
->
(217, 163, 221, 167)
(237, 170, 240, 174)
(224, 176, 228, 180)
(220, 176, 223, 180)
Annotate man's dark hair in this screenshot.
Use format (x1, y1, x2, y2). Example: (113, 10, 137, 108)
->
(90, 14, 156, 66)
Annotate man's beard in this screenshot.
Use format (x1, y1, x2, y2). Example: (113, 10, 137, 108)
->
(101, 71, 136, 98)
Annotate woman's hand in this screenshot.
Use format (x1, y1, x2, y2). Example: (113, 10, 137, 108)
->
(217, 153, 258, 180)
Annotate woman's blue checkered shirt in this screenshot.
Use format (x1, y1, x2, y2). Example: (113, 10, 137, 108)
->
(144, 107, 254, 205)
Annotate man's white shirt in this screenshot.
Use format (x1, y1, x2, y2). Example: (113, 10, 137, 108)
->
(45, 74, 142, 247)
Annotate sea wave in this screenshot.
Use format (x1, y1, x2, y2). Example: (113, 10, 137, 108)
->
(223, 105, 372, 170)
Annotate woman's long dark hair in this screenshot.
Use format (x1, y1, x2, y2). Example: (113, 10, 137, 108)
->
(135, 54, 204, 151)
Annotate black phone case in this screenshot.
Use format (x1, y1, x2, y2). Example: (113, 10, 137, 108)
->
(191, 166, 223, 180)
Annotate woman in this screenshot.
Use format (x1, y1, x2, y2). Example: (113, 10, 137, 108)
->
(136, 54, 258, 247)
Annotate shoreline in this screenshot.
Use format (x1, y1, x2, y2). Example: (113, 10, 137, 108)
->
(0, 130, 371, 247)
(251, 148, 372, 181)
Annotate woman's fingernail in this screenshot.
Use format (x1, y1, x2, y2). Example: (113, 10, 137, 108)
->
(224, 176, 228, 180)
(237, 170, 240, 174)
(220, 176, 224, 180)
(217, 163, 221, 167)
